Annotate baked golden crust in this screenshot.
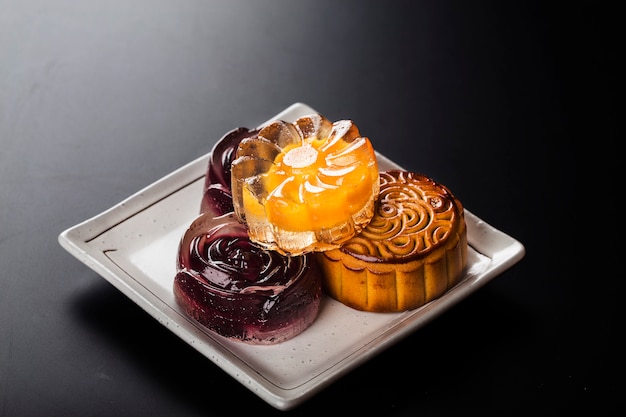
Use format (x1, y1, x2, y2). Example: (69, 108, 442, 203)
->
(316, 170, 467, 312)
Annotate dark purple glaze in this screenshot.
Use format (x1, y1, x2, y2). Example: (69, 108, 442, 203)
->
(174, 212, 321, 344)
(200, 127, 259, 216)
(177, 127, 321, 344)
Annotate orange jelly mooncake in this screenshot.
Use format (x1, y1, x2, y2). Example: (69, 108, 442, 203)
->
(230, 113, 379, 256)
(316, 170, 468, 312)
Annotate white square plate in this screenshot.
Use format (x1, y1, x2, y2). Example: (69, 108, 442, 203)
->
(58, 102, 525, 411)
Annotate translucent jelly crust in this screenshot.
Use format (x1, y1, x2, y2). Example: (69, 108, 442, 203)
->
(174, 211, 322, 345)
(230, 114, 380, 256)
(180, 127, 322, 345)
(200, 127, 260, 216)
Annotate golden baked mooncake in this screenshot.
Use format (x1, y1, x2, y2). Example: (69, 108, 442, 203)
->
(316, 170, 467, 312)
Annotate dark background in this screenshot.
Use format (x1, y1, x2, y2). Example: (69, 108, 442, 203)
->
(1, 1, 614, 416)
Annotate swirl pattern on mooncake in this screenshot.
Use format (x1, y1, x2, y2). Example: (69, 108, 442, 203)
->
(316, 170, 467, 312)
(341, 170, 462, 262)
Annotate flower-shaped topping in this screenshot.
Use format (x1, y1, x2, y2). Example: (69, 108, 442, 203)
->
(231, 113, 379, 256)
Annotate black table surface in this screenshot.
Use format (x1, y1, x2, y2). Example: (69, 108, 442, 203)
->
(0, 1, 613, 416)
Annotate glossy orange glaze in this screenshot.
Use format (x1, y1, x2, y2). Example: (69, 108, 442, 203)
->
(231, 114, 379, 255)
